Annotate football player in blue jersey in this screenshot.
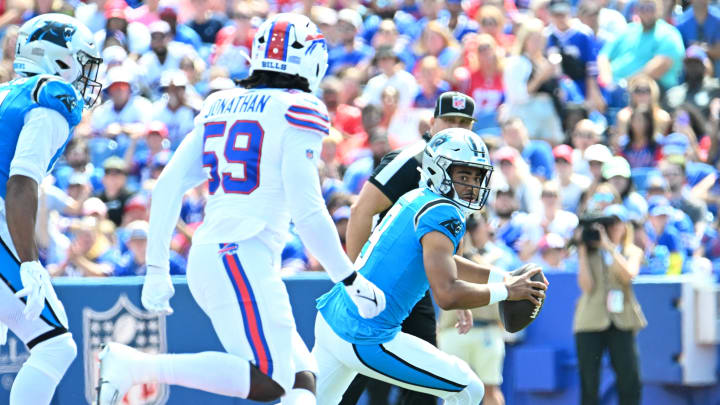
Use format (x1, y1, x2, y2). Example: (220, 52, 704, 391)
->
(313, 128, 547, 404)
(0, 13, 102, 405)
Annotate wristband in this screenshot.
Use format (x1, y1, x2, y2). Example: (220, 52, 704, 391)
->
(342, 272, 358, 286)
(488, 283, 509, 305)
(488, 269, 505, 284)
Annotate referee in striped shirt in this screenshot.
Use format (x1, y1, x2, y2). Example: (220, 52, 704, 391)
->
(341, 91, 478, 405)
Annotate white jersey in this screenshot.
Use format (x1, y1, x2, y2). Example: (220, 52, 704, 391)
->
(192, 87, 329, 248)
(147, 86, 354, 283)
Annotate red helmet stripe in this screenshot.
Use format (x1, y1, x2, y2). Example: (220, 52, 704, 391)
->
(264, 20, 290, 61)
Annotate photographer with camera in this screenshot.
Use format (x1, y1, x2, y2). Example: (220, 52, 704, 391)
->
(573, 204, 647, 405)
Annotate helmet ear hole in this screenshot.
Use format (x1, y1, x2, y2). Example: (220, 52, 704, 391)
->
(258, 36, 265, 44)
(291, 41, 303, 49)
(56, 60, 70, 69)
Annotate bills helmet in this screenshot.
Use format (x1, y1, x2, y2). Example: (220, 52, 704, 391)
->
(250, 13, 329, 93)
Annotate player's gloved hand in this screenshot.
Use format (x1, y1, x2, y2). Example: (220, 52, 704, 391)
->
(0, 322, 7, 346)
(343, 272, 386, 319)
(15, 261, 50, 320)
(142, 265, 175, 315)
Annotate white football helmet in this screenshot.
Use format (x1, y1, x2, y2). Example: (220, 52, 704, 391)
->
(250, 13, 328, 93)
(14, 13, 103, 107)
(421, 128, 494, 212)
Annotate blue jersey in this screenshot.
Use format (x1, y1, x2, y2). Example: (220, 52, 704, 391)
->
(0, 75, 83, 198)
(317, 188, 466, 344)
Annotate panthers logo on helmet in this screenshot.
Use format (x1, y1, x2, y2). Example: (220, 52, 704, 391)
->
(430, 134, 449, 149)
(28, 21, 76, 48)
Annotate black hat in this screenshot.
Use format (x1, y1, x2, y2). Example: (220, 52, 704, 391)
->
(434, 91, 475, 120)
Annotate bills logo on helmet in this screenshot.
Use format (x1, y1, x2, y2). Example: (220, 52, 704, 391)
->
(84, 295, 169, 405)
(452, 95, 466, 110)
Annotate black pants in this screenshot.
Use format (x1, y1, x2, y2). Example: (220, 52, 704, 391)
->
(575, 324, 641, 405)
(339, 291, 438, 405)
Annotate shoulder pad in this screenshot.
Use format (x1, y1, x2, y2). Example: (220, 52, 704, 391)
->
(33, 76, 83, 127)
(283, 93, 330, 136)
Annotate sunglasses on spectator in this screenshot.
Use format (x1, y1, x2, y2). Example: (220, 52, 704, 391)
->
(477, 44, 491, 52)
(554, 157, 570, 164)
(541, 192, 558, 198)
(481, 18, 497, 26)
(377, 28, 395, 34)
(632, 86, 651, 94)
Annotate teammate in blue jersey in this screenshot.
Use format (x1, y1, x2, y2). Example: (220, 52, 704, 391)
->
(0, 13, 102, 405)
(313, 128, 547, 404)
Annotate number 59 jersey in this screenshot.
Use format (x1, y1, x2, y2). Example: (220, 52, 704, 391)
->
(190, 87, 331, 252)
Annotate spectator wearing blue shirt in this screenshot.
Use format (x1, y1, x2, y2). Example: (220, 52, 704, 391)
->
(598, 0, 685, 90)
(501, 117, 555, 180)
(114, 220, 186, 276)
(446, 0, 480, 41)
(327, 9, 374, 75)
(675, 0, 720, 75)
(645, 196, 686, 274)
(53, 139, 105, 193)
(547, 0, 604, 109)
(159, 4, 203, 50)
(343, 130, 392, 194)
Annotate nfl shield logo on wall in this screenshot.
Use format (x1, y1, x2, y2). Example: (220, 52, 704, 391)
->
(83, 294, 169, 405)
(452, 95, 466, 110)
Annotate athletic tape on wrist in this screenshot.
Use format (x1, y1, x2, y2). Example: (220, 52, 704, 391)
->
(488, 283, 509, 305)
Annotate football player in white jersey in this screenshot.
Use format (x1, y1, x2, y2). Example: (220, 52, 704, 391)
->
(96, 13, 386, 405)
(0, 13, 102, 405)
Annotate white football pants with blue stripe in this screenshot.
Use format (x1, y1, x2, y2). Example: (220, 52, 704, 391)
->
(0, 207, 76, 405)
(313, 313, 485, 405)
(187, 238, 317, 394)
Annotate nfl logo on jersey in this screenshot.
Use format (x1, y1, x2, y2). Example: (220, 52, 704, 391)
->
(83, 295, 169, 405)
(306, 149, 314, 159)
(452, 96, 466, 110)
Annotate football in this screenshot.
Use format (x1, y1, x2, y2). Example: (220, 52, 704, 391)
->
(499, 264, 546, 333)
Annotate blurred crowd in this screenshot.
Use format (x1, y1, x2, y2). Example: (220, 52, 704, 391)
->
(1, 0, 719, 278)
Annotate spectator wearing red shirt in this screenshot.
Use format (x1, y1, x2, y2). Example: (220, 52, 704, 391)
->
(452, 33, 504, 130)
(320, 77, 367, 166)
